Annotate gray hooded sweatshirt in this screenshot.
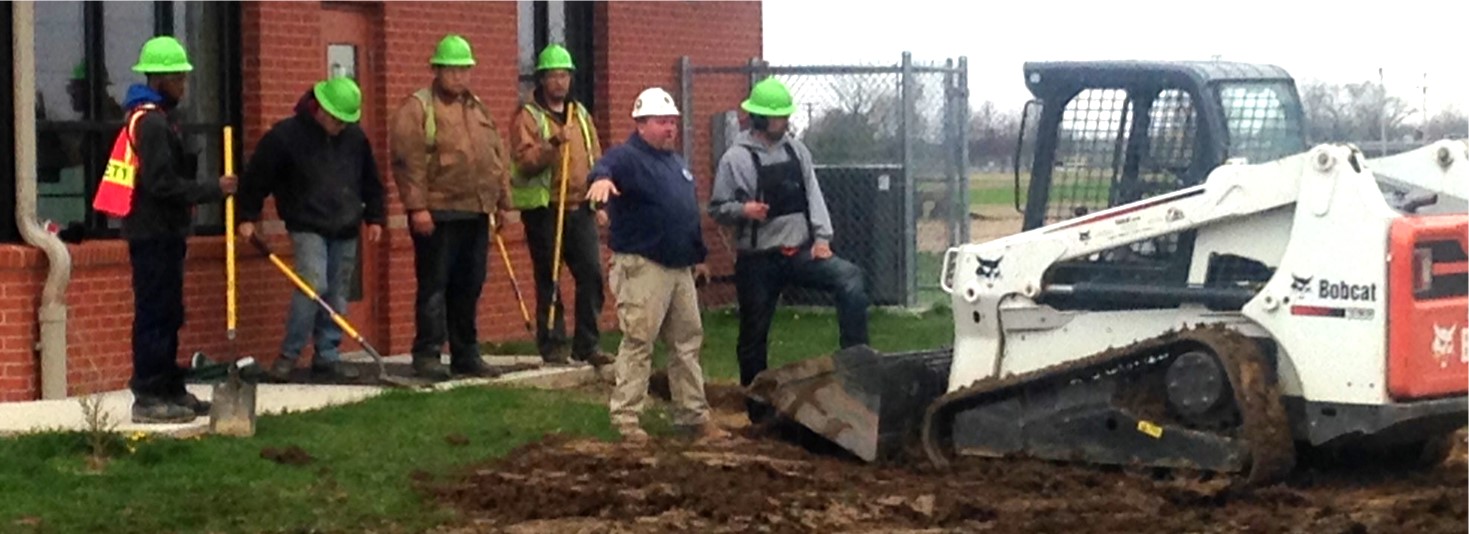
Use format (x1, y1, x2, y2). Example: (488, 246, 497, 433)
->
(709, 130, 834, 253)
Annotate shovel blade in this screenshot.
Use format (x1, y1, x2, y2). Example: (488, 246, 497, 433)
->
(209, 376, 257, 437)
(746, 345, 953, 462)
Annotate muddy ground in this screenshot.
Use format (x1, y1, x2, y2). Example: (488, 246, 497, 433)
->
(424, 382, 1468, 534)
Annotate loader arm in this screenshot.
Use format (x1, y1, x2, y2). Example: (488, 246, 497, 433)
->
(942, 141, 1468, 392)
(944, 149, 1307, 390)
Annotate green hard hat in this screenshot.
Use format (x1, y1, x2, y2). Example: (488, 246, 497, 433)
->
(132, 36, 194, 74)
(430, 34, 476, 67)
(741, 77, 797, 117)
(313, 77, 362, 123)
(536, 44, 575, 71)
(71, 61, 111, 84)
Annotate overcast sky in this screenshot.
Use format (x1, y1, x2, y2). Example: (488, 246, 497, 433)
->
(763, 0, 1468, 123)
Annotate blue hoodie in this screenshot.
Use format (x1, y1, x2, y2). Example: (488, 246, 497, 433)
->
(587, 133, 706, 268)
(122, 83, 167, 110)
(118, 83, 222, 240)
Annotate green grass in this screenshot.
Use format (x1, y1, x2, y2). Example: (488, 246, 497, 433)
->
(0, 387, 615, 534)
(0, 307, 956, 533)
(966, 171, 1112, 210)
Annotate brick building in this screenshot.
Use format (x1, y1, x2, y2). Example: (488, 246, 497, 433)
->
(0, 1, 762, 401)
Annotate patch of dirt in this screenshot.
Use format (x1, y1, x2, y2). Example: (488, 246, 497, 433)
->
(427, 404, 1468, 534)
(648, 369, 747, 414)
(260, 445, 315, 466)
(429, 360, 1468, 533)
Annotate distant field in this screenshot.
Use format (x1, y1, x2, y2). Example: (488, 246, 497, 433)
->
(964, 171, 1110, 209)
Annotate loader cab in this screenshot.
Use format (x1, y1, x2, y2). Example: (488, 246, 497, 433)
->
(1014, 61, 1308, 309)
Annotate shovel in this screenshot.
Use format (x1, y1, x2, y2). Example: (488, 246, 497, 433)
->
(249, 234, 423, 389)
(492, 214, 533, 333)
(547, 102, 577, 327)
(210, 126, 258, 437)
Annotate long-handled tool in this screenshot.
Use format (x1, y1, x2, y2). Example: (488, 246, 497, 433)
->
(547, 102, 576, 328)
(249, 234, 422, 389)
(493, 216, 533, 332)
(210, 126, 258, 436)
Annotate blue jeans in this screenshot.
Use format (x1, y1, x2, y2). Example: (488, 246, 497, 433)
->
(734, 245, 870, 403)
(280, 232, 358, 364)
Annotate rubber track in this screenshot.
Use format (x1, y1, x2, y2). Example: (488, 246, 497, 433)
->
(920, 323, 1295, 485)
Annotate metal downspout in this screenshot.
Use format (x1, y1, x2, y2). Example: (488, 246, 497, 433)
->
(13, 1, 72, 399)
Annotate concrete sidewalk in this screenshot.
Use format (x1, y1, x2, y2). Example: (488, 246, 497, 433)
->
(0, 355, 608, 438)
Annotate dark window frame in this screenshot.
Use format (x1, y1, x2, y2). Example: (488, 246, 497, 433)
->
(0, 3, 16, 243)
(520, 1, 595, 114)
(19, 0, 242, 241)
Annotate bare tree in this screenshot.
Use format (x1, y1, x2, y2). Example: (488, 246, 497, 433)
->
(967, 100, 1023, 168)
(1422, 107, 1468, 140)
(1300, 79, 1417, 143)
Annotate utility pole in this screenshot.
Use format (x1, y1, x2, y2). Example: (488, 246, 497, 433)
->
(1378, 67, 1387, 157)
(1421, 72, 1428, 126)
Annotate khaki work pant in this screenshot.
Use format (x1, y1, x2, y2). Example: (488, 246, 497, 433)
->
(607, 253, 711, 427)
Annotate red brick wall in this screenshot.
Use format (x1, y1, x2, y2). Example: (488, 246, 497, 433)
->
(595, 1, 763, 307)
(0, 0, 763, 401)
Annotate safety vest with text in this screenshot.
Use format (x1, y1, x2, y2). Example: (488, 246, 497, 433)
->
(92, 103, 158, 218)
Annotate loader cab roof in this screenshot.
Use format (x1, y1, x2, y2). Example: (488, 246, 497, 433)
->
(1022, 60, 1297, 95)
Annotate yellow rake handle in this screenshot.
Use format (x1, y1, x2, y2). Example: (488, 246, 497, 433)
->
(494, 227, 534, 331)
(224, 126, 236, 340)
(547, 102, 577, 326)
(251, 236, 364, 342)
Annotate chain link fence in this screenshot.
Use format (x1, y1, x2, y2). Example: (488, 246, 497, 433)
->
(681, 53, 969, 309)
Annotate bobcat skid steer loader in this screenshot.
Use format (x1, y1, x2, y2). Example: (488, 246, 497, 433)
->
(747, 60, 1468, 485)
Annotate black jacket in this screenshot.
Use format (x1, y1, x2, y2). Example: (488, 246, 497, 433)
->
(239, 94, 386, 239)
(122, 106, 220, 240)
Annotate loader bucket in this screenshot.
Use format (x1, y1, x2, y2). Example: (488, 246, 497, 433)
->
(746, 345, 952, 462)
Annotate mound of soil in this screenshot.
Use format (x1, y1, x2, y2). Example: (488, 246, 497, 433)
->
(428, 426, 1467, 533)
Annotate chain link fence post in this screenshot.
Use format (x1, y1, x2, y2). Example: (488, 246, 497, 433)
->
(957, 56, 971, 244)
(900, 51, 917, 308)
(679, 55, 693, 162)
(683, 54, 969, 310)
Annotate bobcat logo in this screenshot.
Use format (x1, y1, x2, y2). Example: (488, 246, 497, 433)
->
(976, 256, 1003, 280)
(1432, 323, 1458, 367)
(1077, 230, 1091, 243)
(1290, 274, 1312, 296)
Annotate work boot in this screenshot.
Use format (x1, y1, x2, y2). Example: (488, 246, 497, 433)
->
(131, 395, 197, 425)
(688, 421, 733, 444)
(267, 357, 296, 383)
(412, 354, 452, 381)
(171, 392, 212, 417)
(575, 350, 616, 367)
(311, 360, 361, 381)
(451, 357, 502, 378)
(617, 423, 651, 444)
(542, 345, 572, 365)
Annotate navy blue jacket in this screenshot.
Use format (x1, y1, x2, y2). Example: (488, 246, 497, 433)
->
(121, 83, 222, 240)
(588, 133, 706, 268)
(238, 90, 386, 239)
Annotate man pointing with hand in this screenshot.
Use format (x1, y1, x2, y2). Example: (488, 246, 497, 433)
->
(586, 87, 729, 445)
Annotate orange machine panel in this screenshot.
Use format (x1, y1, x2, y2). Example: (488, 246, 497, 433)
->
(1387, 215, 1469, 400)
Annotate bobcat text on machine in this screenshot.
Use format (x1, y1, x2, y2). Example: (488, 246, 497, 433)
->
(748, 60, 1468, 484)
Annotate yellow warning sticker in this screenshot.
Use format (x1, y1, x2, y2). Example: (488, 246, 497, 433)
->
(1136, 420, 1164, 439)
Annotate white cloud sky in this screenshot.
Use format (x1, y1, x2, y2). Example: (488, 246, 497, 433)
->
(763, 0, 1469, 123)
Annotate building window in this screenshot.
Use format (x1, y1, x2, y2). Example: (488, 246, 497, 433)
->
(516, 1, 594, 113)
(33, 1, 239, 239)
